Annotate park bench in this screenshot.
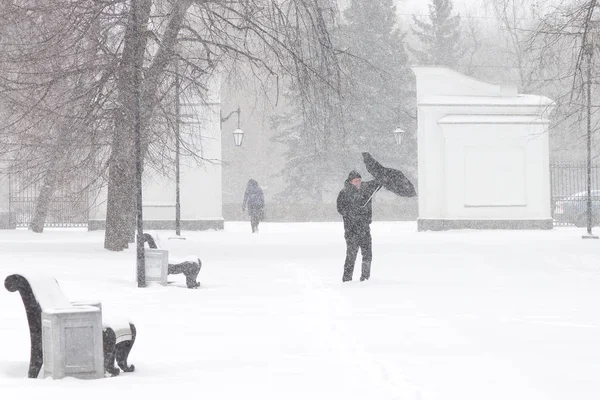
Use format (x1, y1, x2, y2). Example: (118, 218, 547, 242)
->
(5, 274, 136, 378)
(142, 232, 201, 289)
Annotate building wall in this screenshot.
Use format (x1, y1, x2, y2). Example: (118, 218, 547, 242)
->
(0, 161, 14, 228)
(440, 117, 550, 220)
(413, 66, 554, 230)
(89, 75, 223, 231)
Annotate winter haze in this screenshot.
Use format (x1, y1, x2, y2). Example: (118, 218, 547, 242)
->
(1, 1, 600, 400)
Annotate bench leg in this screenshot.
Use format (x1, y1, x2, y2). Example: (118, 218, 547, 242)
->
(184, 263, 200, 288)
(168, 260, 201, 288)
(115, 323, 136, 372)
(102, 328, 120, 376)
(28, 342, 43, 379)
(28, 310, 43, 378)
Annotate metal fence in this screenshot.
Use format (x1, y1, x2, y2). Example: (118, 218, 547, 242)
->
(550, 163, 600, 226)
(8, 174, 89, 228)
(5, 163, 597, 228)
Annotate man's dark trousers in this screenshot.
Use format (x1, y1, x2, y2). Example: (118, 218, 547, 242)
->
(343, 226, 372, 281)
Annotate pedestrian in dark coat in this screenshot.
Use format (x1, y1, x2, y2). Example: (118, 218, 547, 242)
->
(336, 170, 381, 282)
(242, 179, 265, 233)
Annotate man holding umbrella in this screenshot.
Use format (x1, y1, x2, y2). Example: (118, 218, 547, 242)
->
(337, 170, 381, 282)
(336, 153, 416, 283)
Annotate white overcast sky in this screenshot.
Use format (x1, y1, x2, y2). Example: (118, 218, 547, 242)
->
(338, 0, 478, 13)
(394, 0, 484, 28)
(335, 0, 491, 30)
(337, 0, 481, 17)
(399, 0, 476, 13)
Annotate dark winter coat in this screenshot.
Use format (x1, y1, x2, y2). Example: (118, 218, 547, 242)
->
(243, 179, 265, 219)
(336, 178, 380, 234)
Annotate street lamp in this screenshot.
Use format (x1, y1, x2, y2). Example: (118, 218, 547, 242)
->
(220, 106, 245, 147)
(232, 128, 244, 147)
(392, 127, 408, 147)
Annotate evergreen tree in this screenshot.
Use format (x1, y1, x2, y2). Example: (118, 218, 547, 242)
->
(272, 0, 416, 206)
(271, 58, 347, 205)
(271, 5, 348, 205)
(410, 0, 463, 68)
(338, 0, 415, 168)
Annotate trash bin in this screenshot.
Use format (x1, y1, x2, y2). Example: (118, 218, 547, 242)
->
(42, 306, 104, 379)
(144, 248, 168, 285)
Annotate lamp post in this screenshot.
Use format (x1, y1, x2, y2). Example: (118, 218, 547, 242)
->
(392, 104, 410, 147)
(220, 106, 245, 146)
(132, 0, 146, 287)
(583, 41, 598, 239)
(174, 59, 182, 237)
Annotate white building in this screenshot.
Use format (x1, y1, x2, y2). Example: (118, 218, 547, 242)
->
(413, 66, 555, 230)
(88, 76, 224, 231)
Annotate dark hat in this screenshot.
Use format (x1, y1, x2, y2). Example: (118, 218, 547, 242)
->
(347, 170, 362, 180)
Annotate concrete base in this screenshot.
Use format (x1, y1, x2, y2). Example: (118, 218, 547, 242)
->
(42, 306, 104, 380)
(582, 234, 599, 239)
(0, 212, 16, 229)
(418, 219, 554, 231)
(88, 219, 224, 231)
(144, 249, 169, 285)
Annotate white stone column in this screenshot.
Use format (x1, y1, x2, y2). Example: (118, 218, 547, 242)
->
(177, 74, 223, 229)
(0, 162, 15, 229)
(412, 66, 554, 231)
(88, 74, 224, 231)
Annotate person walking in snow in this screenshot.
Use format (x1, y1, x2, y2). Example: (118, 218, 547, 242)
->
(336, 170, 381, 282)
(242, 179, 265, 233)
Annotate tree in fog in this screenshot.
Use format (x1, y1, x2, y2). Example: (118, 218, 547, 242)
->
(410, 0, 463, 68)
(273, 0, 414, 204)
(0, 0, 342, 249)
(523, 0, 600, 158)
(339, 0, 415, 163)
(0, 3, 113, 233)
(478, 0, 546, 91)
(270, 6, 344, 205)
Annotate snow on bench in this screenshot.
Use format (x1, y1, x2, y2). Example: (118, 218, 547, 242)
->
(143, 232, 202, 289)
(4, 273, 136, 378)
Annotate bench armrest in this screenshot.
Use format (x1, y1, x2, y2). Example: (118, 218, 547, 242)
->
(71, 300, 102, 311)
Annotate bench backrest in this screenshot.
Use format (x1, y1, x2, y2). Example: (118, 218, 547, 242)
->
(142, 232, 160, 249)
(5, 274, 71, 311)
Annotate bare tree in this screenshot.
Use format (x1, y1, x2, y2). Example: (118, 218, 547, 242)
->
(475, 0, 600, 162)
(0, 0, 342, 250)
(525, 0, 600, 151)
(481, 0, 537, 90)
(526, 0, 600, 232)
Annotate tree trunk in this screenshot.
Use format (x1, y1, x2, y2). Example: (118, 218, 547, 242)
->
(104, 165, 132, 251)
(30, 176, 56, 233)
(30, 124, 70, 233)
(104, 115, 136, 251)
(104, 0, 152, 251)
(103, 0, 192, 251)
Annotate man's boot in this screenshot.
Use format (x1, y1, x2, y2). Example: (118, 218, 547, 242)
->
(342, 267, 353, 282)
(360, 261, 371, 281)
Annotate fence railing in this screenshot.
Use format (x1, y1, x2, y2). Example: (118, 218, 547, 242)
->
(8, 174, 89, 228)
(5, 163, 598, 228)
(550, 163, 600, 227)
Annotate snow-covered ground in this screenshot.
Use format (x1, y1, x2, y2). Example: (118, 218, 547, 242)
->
(1, 222, 600, 399)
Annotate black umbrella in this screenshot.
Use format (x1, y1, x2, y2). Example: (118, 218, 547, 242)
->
(362, 152, 417, 198)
